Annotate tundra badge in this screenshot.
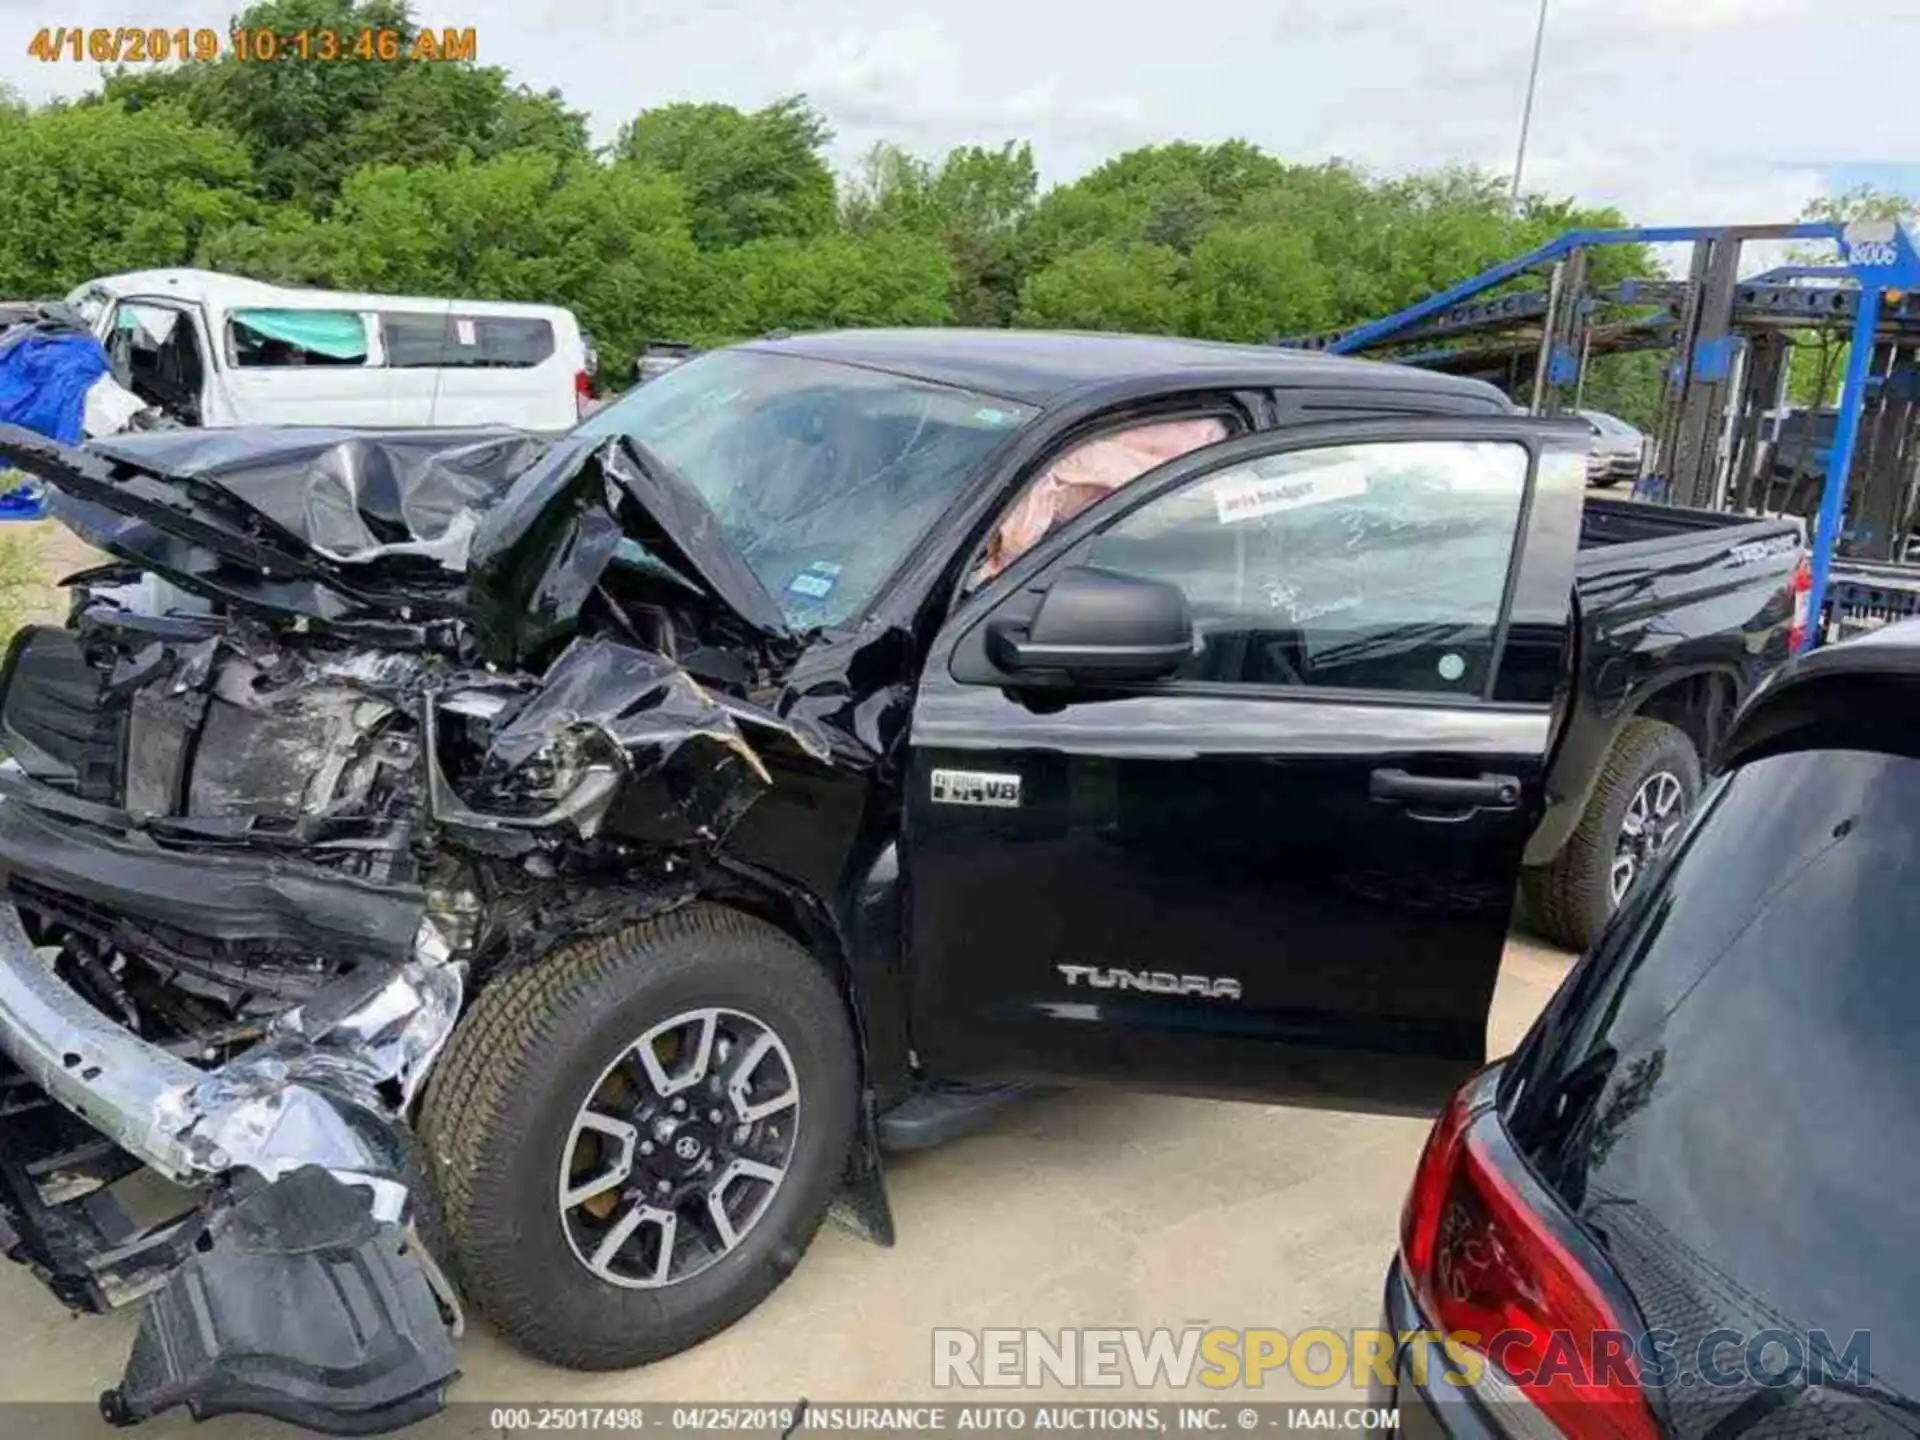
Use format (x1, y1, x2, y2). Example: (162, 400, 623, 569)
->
(930, 768, 1022, 808)
(1058, 964, 1244, 1001)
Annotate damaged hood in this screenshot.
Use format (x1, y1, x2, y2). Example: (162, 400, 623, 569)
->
(0, 423, 790, 660)
(462, 432, 791, 659)
(85, 425, 549, 569)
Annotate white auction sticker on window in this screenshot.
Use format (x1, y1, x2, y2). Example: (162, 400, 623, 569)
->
(1212, 461, 1369, 525)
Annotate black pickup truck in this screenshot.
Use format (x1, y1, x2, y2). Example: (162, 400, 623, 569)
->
(0, 331, 1802, 1431)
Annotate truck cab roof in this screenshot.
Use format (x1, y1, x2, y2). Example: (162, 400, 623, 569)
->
(741, 328, 1514, 409)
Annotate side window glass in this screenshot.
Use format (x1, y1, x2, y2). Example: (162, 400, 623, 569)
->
(1082, 440, 1530, 696)
(381, 312, 555, 368)
(109, 302, 167, 383)
(229, 309, 369, 367)
(457, 314, 555, 366)
(972, 416, 1230, 586)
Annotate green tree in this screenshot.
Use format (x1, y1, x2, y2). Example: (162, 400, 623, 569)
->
(1016, 242, 1185, 333)
(1021, 140, 1291, 269)
(7, 53, 1696, 384)
(111, 0, 411, 203)
(1801, 183, 1917, 227)
(202, 148, 716, 379)
(840, 141, 937, 233)
(494, 85, 591, 158)
(843, 140, 1038, 325)
(616, 97, 836, 249)
(929, 142, 1038, 325)
(1009, 146, 1644, 344)
(1576, 352, 1668, 433)
(1184, 223, 1335, 341)
(0, 101, 252, 294)
(1784, 185, 1920, 405)
(197, 205, 346, 286)
(329, 64, 589, 180)
(1011, 145, 1642, 342)
(99, 0, 587, 206)
(706, 231, 953, 338)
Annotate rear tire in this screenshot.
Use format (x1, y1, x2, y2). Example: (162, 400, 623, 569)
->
(1521, 718, 1700, 952)
(418, 903, 857, 1370)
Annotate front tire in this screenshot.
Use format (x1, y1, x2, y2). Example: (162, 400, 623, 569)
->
(418, 903, 857, 1370)
(1521, 718, 1700, 952)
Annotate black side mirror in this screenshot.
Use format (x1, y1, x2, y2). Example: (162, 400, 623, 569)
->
(987, 565, 1193, 685)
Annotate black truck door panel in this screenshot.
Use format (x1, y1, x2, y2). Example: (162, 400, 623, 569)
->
(901, 417, 1588, 1114)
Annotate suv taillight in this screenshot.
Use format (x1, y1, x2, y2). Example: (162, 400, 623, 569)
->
(1788, 554, 1813, 652)
(1401, 1080, 1657, 1440)
(574, 368, 595, 417)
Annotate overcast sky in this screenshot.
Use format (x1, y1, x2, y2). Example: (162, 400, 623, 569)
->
(4, 0, 1917, 230)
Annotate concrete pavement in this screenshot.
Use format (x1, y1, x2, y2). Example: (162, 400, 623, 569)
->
(0, 935, 1574, 1431)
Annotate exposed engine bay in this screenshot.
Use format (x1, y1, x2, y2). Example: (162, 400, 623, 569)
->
(0, 611, 820, 1031)
(0, 421, 835, 1023)
(0, 421, 847, 1432)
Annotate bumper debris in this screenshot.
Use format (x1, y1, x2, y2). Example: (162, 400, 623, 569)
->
(103, 1166, 460, 1433)
(0, 898, 464, 1430)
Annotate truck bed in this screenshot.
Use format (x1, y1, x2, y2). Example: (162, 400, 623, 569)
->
(1578, 495, 1798, 552)
(1522, 495, 1804, 872)
(1575, 496, 1803, 592)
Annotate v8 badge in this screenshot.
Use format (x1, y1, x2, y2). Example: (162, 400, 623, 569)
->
(930, 768, 1022, 808)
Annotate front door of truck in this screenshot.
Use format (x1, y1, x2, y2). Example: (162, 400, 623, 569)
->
(902, 417, 1588, 1113)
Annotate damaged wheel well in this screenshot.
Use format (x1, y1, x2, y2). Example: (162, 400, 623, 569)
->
(688, 863, 893, 1245)
(465, 859, 873, 1084)
(1633, 669, 1734, 765)
(696, 862, 869, 1069)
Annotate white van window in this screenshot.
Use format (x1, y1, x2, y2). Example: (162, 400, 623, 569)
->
(230, 307, 368, 366)
(380, 312, 556, 369)
(229, 309, 369, 367)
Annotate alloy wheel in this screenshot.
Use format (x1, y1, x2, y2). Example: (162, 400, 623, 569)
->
(1610, 769, 1688, 905)
(558, 1007, 799, 1289)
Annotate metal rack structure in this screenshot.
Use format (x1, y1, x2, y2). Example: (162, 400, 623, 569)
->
(1277, 219, 1920, 645)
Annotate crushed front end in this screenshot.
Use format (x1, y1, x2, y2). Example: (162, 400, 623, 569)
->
(0, 619, 480, 1432)
(0, 424, 825, 1432)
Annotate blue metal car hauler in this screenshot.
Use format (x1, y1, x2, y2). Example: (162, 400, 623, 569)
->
(1278, 219, 1920, 648)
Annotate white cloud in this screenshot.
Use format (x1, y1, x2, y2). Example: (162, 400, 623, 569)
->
(1, 0, 1914, 233)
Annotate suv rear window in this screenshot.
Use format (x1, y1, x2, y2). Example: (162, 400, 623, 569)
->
(1514, 747, 1920, 1409)
(381, 313, 555, 368)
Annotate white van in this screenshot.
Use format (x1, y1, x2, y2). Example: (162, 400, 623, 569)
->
(65, 269, 593, 432)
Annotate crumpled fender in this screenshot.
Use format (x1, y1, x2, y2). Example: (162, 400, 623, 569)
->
(444, 635, 832, 847)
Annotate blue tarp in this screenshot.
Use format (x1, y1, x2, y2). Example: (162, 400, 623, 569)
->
(0, 325, 109, 518)
(0, 330, 109, 444)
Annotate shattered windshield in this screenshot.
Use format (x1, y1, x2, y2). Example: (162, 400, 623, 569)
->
(573, 349, 1035, 626)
